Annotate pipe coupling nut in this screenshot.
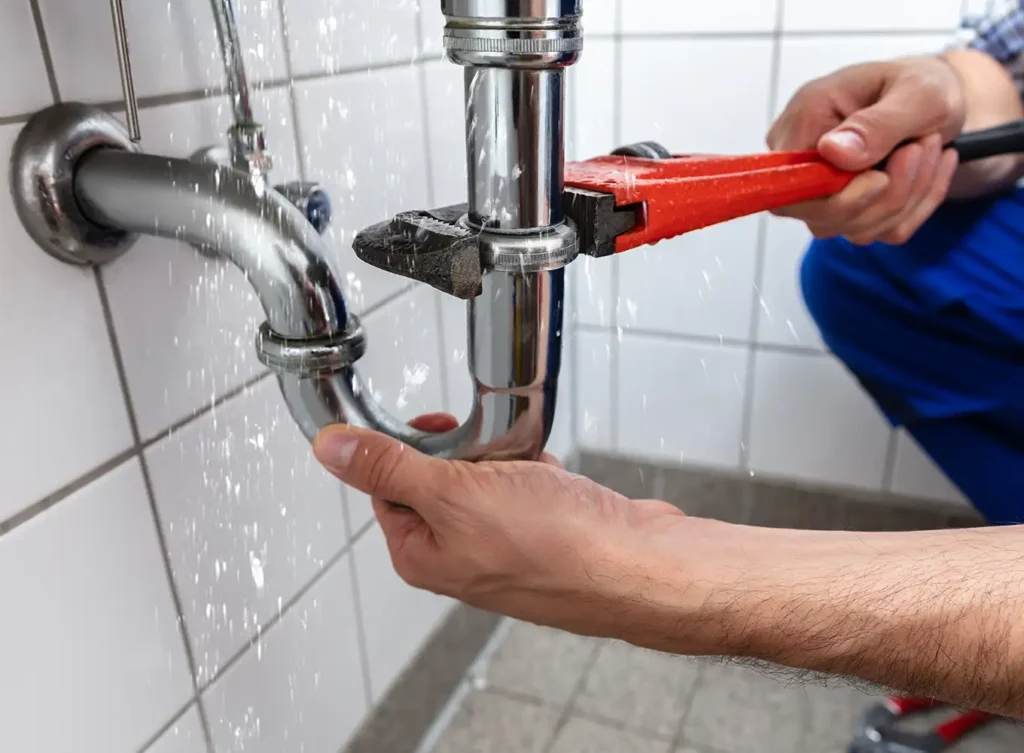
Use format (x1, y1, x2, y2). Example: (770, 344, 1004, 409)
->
(256, 317, 366, 377)
(442, 0, 582, 68)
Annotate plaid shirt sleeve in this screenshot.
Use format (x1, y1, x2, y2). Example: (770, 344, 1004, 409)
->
(951, 0, 1024, 97)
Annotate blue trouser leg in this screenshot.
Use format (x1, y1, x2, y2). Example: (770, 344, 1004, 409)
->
(799, 194, 1024, 525)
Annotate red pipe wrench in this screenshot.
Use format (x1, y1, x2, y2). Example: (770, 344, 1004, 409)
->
(563, 120, 1024, 258)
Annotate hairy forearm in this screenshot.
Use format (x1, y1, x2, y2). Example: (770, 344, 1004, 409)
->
(638, 520, 1024, 718)
(941, 48, 1024, 198)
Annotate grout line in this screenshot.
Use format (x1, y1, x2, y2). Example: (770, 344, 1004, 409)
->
(141, 370, 274, 450)
(541, 642, 604, 753)
(137, 448, 216, 752)
(95, 268, 144, 449)
(27, 0, 61, 103)
(347, 524, 377, 710)
(576, 322, 826, 357)
(739, 0, 787, 470)
(133, 698, 201, 753)
(0, 446, 138, 537)
(198, 520, 376, 693)
(94, 267, 216, 749)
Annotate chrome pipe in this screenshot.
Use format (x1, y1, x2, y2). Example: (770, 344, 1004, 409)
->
(465, 67, 565, 230)
(74, 149, 346, 339)
(210, 0, 254, 126)
(70, 146, 561, 457)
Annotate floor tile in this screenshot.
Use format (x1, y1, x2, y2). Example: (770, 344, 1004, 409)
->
(683, 662, 808, 753)
(802, 682, 880, 753)
(431, 691, 560, 753)
(485, 622, 598, 707)
(573, 641, 701, 739)
(549, 717, 671, 753)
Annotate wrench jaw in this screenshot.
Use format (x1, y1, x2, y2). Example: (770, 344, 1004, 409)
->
(352, 203, 484, 300)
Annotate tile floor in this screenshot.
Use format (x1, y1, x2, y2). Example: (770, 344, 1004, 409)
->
(428, 621, 1024, 753)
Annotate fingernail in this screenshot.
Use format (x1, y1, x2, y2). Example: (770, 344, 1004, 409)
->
(824, 129, 866, 154)
(314, 429, 359, 472)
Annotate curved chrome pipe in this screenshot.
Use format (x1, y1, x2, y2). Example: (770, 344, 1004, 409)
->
(75, 149, 346, 339)
(72, 147, 562, 459)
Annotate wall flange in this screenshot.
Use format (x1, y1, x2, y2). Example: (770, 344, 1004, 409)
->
(10, 102, 141, 267)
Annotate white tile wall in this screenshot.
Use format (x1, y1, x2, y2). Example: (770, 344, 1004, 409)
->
(570, 0, 973, 506)
(0, 460, 193, 753)
(0, 2, 984, 751)
(203, 557, 368, 753)
(0, 2, 576, 751)
(147, 709, 208, 753)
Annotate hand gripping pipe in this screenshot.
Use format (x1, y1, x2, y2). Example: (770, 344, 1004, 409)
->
(8, 0, 583, 461)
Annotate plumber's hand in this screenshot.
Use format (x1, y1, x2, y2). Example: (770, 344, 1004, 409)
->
(313, 414, 689, 639)
(768, 55, 966, 245)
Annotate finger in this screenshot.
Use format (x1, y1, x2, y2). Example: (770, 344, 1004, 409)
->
(771, 170, 889, 224)
(863, 134, 943, 243)
(878, 148, 959, 245)
(408, 413, 460, 433)
(539, 452, 564, 468)
(313, 425, 458, 510)
(817, 75, 951, 172)
(829, 142, 925, 244)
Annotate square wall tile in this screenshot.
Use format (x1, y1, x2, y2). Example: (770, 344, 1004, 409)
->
(0, 460, 193, 753)
(583, 0, 618, 34)
(105, 89, 300, 439)
(576, 328, 615, 451)
(146, 378, 348, 685)
(622, 0, 777, 33)
(357, 286, 447, 423)
(890, 430, 968, 505)
(204, 557, 368, 753)
(621, 39, 774, 154)
(294, 68, 431, 313)
(572, 38, 616, 160)
(748, 351, 891, 490)
(419, 0, 447, 55)
(283, 0, 420, 76)
(782, 0, 961, 32)
(344, 485, 375, 539)
(0, 0, 53, 115)
(617, 335, 747, 468)
(0, 124, 133, 520)
(756, 216, 824, 350)
(618, 216, 760, 341)
(774, 35, 955, 118)
(39, 0, 286, 104)
(145, 707, 207, 753)
(354, 524, 454, 700)
(423, 59, 468, 207)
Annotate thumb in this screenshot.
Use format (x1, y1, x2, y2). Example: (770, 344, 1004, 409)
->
(313, 425, 455, 508)
(819, 80, 941, 171)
